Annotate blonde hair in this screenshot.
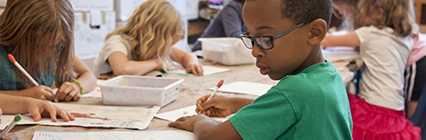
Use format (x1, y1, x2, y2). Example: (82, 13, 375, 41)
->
(0, 0, 74, 87)
(357, 0, 417, 37)
(106, 0, 184, 65)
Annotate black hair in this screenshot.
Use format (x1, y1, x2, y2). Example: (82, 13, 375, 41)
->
(280, 0, 333, 28)
(234, 0, 246, 3)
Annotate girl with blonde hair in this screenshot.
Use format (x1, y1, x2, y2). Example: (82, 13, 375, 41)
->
(0, 0, 97, 102)
(322, 0, 421, 139)
(95, 0, 203, 77)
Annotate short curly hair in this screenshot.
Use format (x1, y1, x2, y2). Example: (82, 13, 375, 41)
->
(280, 0, 333, 28)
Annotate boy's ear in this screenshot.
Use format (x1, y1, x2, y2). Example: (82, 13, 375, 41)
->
(307, 19, 327, 46)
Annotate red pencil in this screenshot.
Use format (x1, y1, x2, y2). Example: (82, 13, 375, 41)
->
(199, 80, 224, 114)
(207, 80, 224, 101)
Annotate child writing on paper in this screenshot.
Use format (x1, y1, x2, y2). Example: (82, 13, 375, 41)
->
(169, 0, 353, 139)
(0, 94, 74, 122)
(94, 0, 203, 77)
(321, 0, 421, 139)
(0, 0, 97, 102)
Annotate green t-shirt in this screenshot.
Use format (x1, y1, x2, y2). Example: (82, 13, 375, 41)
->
(229, 61, 353, 140)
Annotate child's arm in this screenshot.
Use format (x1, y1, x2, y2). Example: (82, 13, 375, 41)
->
(107, 51, 162, 76)
(0, 86, 53, 100)
(170, 47, 204, 75)
(0, 94, 74, 122)
(54, 56, 97, 102)
(169, 116, 243, 140)
(321, 31, 361, 48)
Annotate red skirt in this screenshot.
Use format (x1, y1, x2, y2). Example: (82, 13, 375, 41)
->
(348, 93, 421, 140)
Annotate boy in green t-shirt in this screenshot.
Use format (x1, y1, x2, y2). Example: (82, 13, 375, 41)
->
(169, 0, 353, 139)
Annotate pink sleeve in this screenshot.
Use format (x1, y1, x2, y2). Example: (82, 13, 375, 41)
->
(407, 34, 426, 67)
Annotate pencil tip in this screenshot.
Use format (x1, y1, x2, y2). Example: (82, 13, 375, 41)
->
(7, 54, 15, 63)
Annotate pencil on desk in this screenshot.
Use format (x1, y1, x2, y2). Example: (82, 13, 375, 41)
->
(0, 114, 22, 139)
(199, 80, 224, 114)
(8, 54, 39, 86)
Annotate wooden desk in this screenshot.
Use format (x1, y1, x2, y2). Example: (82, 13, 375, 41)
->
(4, 60, 353, 140)
(414, 0, 426, 24)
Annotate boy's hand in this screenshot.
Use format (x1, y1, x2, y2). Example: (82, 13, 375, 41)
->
(168, 114, 211, 132)
(24, 98, 75, 122)
(186, 63, 203, 76)
(22, 85, 53, 100)
(196, 95, 232, 117)
(53, 82, 80, 102)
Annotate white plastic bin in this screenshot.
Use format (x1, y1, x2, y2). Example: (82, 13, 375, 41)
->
(199, 38, 255, 65)
(98, 75, 184, 107)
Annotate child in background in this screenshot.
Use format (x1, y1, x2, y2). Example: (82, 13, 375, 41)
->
(0, 94, 74, 122)
(331, 0, 426, 118)
(191, 0, 246, 52)
(169, 0, 353, 139)
(94, 0, 203, 77)
(405, 33, 426, 118)
(0, 0, 97, 102)
(321, 0, 421, 139)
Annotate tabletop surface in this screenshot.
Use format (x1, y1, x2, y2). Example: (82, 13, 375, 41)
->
(3, 59, 354, 140)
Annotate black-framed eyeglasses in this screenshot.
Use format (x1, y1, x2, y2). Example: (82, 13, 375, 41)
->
(240, 21, 311, 50)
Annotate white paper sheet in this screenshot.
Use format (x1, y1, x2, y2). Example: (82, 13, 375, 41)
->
(155, 105, 229, 122)
(322, 47, 360, 62)
(210, 81, 274, 96)
(80, 80, 105, 98)
(168, 65, 230, 76)
(32, 130, 196, 140)
(81, 87, 102, 98)
(0, 103, 160, 130)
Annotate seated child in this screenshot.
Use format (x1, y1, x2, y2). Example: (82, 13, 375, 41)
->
(191, 0, 246, 51)
(0, 0, 97, 102)
(168, 0, 353, 139)
(322, 0, 421, 139)
(94, 0, 203, 77)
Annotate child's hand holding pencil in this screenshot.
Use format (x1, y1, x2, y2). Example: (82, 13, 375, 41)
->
(8, 54, 54, 101)
(196, 94, 233, 117)
(196, 80, 233, 117)
(20, 85, 54, 100)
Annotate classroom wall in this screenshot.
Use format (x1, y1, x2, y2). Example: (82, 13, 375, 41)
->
(0, 0, 5, 15)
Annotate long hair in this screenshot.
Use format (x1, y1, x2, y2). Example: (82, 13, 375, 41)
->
(357, 0, 417, 37)
(0, 0, 74, 87)
(106, 0, 184, 66)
